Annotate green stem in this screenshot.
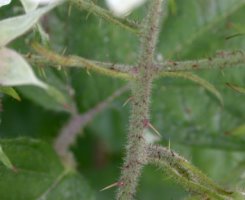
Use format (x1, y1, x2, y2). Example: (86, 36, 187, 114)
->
(147, 145, 233, 199)
(116, 78, 151, 200)
(31, 43, 131, 79)
(116, 1, 165, 199)
(139, 0, 165, 64)
(70, 0, 140, 34)
(157, 50, 245, 72)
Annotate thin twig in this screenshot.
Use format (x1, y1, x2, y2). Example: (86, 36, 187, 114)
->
(70, 0, 140, 34)
(54, 85, 129, 167)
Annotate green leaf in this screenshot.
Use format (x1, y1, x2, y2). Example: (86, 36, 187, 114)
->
(0, 3, 60, 47)
(153, 69, 245, 151)
(227, 124, 245, 137)
(0, 144, 14, 170)
(0, 86, 21, 101)
(160, 72, 223, 105)
(160, 0, 245, 59)
(18, 68, 74, 112)
(0, 138, 95, 200)
(38, 172, 95, 200)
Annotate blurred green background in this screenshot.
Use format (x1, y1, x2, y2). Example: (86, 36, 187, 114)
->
(0, 0, 245, 199)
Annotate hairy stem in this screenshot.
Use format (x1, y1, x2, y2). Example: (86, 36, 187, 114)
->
(116, 1, 165, 199)
(139, 0, 165, 64)
(157, 50, 245, 72)
(116, 78, 151, 200)
(70, 0, 140, 34)
(146, 145, 233, 198)
(31, 43, 131, 79)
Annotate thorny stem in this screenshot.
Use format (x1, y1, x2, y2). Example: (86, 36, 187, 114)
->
(146, 145, 235, 199)
(69, 0, 140, 34)
(156, 50, 245, 73)
(29, 47, 245, 79)
(116, 1, 165, 199)
(29, 0, 245, 199)
(31, 43, 131, 79)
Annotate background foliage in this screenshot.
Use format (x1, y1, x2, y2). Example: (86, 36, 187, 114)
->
(0, 0, 245, 199)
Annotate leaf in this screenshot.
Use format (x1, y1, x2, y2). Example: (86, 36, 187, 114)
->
(17, 68, 74, 112)
(0, 2, 60, 46)
(0, 47, 74, 112)
(168, 0, 177, 15)
(160, 72, 223, 105)
(159, 0, 245, 59)
(0, 138, 95, 200)
(0, 47, 47, 88)
(0, 86, 21, 101)
(38, 172, 95, 200)
(0, 144, 14, 170)
(20, 0, 39, 12)
(0, 0, 10, 7)
(226, 83, 245, 94)
(226, 124, 245, 137)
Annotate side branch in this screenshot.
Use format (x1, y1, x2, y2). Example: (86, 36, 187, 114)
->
(70, 0, 140, 34)
(147, 145, 244, 199)
(31, 43, 131, 79)
(157, 50, 245, 72)
(54, 85, 129, 167)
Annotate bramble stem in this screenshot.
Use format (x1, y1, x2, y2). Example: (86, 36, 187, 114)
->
(157, 50, 245, 72)
(146, 145, 234, 199)
(28, 1, 245, 199)
(116, 1, 165, 199)
(31, 43, 131, 79)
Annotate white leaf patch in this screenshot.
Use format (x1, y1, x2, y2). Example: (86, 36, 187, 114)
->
(0, 3, 57, 47)
(105, 0, 146, 17)
(0, 48, 47, 88)
(0, 0, 11, 7)
(20, 0, 60, 12)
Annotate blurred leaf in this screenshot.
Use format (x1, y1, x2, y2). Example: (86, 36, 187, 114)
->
(20, 0, 39, 12)
(153, 72, 245, 151)
(226, 83, 245, 94)
(40, 172, 95, 200)
(0, 0, 11, 7)
(160, 72, 223, 105)
(160, 0, 245, 59)
(0, 86, 21, 101)
(0, 3, 59, 47)
(0, 97, 68, 140)
(18, 84, 73, 112)
(0, 48, 71, 112)
(227, 124, 245, 137)
(0, 144, 14, 170)
(0, 138, 95, 200)
(0, 48, 47, 88)
(224, 161, 245, 188)
(168, 0, 177, 15)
